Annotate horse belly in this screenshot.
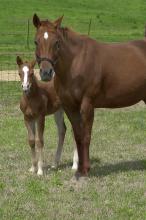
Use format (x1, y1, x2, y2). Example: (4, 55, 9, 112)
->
(94, 82, 146, 108)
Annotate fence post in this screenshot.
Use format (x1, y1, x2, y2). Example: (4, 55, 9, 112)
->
(88, 18, 92, 36)
(27, 19, 30, 49)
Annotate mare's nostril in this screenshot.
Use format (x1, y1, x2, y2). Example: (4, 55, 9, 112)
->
(49, 69, 53, 75)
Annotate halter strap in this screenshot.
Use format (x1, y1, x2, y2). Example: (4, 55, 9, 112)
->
(36, 54, 57, 66)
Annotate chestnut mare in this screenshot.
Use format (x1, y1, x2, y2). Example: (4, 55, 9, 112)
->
(16, 56, 78, 175)
(33, 14, 146, 179)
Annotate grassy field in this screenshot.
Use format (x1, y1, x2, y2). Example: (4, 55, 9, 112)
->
(1, 0, 146, 219)
(0, 0, 146, 64)
(1, 83, 146, 219)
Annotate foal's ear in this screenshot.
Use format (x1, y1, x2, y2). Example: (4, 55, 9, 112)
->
(16, 56, 23, 66)
(54, 15, 64, 29)
(31, 60, 36, 68)
(33, 13, 41, 28)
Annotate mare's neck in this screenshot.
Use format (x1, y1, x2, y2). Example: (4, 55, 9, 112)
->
(54, 28, 83, 81)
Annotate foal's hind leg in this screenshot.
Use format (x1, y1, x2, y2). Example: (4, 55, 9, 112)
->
(53, 108, 66, 168)
(72, 145, 78, 170)
(24, 117, 37, 173)
(35, 115, 45, 176)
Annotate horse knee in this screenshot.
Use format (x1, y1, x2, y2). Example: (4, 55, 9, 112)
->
(29, 140, 35, 148)
(35, 140, 44, 148)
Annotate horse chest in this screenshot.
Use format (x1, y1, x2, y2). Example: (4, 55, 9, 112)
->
(21, 100, 44, 118)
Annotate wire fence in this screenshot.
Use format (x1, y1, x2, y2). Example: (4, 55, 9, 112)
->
(0, 17, 145, 109)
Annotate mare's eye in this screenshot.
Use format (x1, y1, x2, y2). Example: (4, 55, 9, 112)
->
(55, 40, 60, 50)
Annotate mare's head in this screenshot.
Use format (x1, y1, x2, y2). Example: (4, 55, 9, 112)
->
(16, 56, 36, 95)
(33, 14, 63, 81)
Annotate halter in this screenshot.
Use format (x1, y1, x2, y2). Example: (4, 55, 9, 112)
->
(36, 54, 58, 67)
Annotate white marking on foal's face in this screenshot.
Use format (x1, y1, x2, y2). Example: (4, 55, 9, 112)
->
(44, 32, 49, 40)
(22, 66, 29, 89)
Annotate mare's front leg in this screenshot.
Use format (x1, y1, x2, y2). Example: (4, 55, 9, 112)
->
(35, 115, 45, 176)
(66, 97, 94, 178)
(53, 108, 66, 168)
(24, 117, 37, 173)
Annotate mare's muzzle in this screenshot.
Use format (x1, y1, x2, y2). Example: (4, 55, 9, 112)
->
(36, 55, 56, 81)
(40, 68, 54, 81)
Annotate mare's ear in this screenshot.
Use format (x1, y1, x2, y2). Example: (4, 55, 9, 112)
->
(16, 56, 23, 66)
(54, 15, 64, 29)
(31, 60, 36, 68)
(33, 13, 41, 28)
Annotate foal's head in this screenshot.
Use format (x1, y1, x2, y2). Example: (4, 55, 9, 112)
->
(33, 14, 64, 81)
(16, 56, 36, 95)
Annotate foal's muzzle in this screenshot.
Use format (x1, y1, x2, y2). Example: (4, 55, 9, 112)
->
(22, 83, 31, 94)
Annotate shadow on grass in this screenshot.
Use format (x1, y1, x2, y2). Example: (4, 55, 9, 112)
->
(90, 158, 146, 177)
(43, 158, 146, 177)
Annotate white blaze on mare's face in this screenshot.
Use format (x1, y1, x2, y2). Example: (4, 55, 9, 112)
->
(22, 66, 29, 87)
(44, 32, 48, 40)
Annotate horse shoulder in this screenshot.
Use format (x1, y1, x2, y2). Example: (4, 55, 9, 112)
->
(20, 96, 27, 114)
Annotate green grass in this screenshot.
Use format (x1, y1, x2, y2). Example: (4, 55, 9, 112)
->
(0, 0, 146, 65)
(1, 82, 146, 220)
(1, 0, 146, 219)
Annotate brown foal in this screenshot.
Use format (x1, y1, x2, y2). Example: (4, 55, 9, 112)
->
(33, 14, 146, 179)
(17, 56, 78, 175)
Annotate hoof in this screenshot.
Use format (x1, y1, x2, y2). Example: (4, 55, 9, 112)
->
(37, 169, 43, 176)
(51, 164, 58, 169)
(29, 166, 37, 173)
(72, 163, 78, 170)
(68, 172, 89, 189)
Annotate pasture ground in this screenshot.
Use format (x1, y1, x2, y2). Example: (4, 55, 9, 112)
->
(1, 84, 146, 219)
(1, 0, 146, 219)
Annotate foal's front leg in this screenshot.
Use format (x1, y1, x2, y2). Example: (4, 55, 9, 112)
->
(24, 117, 37, 173)
(35, 115, 45, 176)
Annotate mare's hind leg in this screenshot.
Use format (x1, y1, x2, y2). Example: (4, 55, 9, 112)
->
(24, 117, 37, 173)
(53, 108, 66, 168)
(35, 115, 45, 176)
